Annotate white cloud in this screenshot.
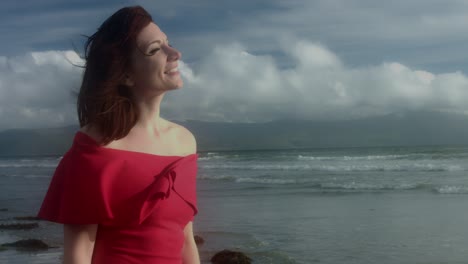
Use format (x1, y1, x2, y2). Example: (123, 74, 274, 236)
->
(1, 42, 468, 130)
(0, 51, 83, 130)
(164, 41, 468, 122)
(173, 0, 468, 72)
(3, 0, 468, 74)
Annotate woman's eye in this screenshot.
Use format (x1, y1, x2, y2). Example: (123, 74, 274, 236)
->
(147, 47, 159, 54)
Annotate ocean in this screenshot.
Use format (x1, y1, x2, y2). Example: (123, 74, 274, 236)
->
(1, 146, 468, 263)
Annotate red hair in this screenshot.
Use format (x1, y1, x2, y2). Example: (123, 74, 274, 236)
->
(77, 6, 152, 145)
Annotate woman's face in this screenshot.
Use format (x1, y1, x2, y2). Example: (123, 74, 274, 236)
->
(128, 22, 183, 96)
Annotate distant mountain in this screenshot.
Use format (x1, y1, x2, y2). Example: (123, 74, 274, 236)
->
(1, 111, 468, 156)
(0, 125, 78, 156)
(185, 110, 468, 150)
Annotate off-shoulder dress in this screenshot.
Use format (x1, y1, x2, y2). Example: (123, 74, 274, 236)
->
(38, 131, 198, 264)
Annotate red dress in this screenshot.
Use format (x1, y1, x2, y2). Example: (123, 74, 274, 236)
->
(38, 132, 198, 264)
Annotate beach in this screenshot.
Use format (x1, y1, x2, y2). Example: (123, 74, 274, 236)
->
(1, 146, 468, 263)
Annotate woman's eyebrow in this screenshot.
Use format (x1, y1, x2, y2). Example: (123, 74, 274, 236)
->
(146, 39, 162, 47)
(146, 37, 170, 46)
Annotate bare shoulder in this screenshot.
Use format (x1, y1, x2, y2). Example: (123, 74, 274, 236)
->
(165, 119, 197, 154)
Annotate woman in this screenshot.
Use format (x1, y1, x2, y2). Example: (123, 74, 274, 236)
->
(38, 6, 200, 264)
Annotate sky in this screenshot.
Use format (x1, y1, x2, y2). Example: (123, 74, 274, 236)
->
(1, 0, 468, 130)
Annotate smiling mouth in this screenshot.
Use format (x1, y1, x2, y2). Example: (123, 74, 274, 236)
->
(165, 68, 179, 74)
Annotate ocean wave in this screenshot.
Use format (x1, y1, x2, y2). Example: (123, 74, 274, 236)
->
(318, 182, 424, 191)
(198, 174, 301, 184)
(198, 175, 468, 194)
(0, 173, 50, 178)
(200, 163, 464, 172)
(198, 156, 226, 161)
(297, 153, 468, 162)
(197, 174, 237, 181)
(235, 177, 300, 184)
(198, 153, 241, 161)
(433, 185, 468, 194)
(0, 157, 61, 168)
(198, 175, 422, 190)
(0, 162, 58, 168)
(297, 154, 410, 161)
(23, 174, 51, 179)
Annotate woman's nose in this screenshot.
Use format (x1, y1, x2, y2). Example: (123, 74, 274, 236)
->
(166, 45, 181, 61)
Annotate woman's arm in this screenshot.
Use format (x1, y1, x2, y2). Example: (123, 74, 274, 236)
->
(63, 224, 98, 264)
(182, 221, 200, 264)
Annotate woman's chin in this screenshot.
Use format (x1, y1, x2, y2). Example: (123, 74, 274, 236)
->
(170, 80, 184, 89)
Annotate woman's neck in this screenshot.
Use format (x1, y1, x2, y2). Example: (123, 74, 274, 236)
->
(132, 92, 167, 135)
